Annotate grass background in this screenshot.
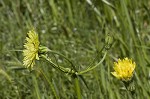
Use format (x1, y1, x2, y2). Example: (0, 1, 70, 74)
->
(0, 0, 150, 99)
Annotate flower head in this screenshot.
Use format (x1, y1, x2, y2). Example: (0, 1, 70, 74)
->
(23, 29, 40, 69)
(111, 58, 136, 81)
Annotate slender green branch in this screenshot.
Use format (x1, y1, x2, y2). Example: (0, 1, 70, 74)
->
(46, 49, 76, 71)
(85, 46, 105, 70)
(77, 51, 107, 75)
(41, 55, 75, 74)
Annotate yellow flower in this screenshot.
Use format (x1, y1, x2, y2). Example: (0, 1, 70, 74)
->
(23, 29, 40, 69)
(111, 58, 136, 81)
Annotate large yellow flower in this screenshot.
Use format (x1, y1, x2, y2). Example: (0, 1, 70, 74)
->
(111, 58, 136, 81)
(23, 29, 40, 69)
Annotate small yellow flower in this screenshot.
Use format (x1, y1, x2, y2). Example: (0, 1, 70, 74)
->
(23, 29, 40, 69)
(111, 58, 136, 81)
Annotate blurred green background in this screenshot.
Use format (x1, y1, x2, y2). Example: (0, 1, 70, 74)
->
(0, 0, 150, 99)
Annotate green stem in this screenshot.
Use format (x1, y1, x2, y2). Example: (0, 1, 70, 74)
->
(47, 49, 76, 71)
(77, 51, 107, 75)
(74, 77, 82, 99)
(41, 55, 75, 74)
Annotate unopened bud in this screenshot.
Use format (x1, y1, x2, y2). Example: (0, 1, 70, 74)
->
(105, 33, 113, 50)
(39, 45, 49, 54)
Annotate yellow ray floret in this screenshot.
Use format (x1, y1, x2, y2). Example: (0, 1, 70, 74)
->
(111, 58, 136, 81)
(23, 29, 40, 69)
